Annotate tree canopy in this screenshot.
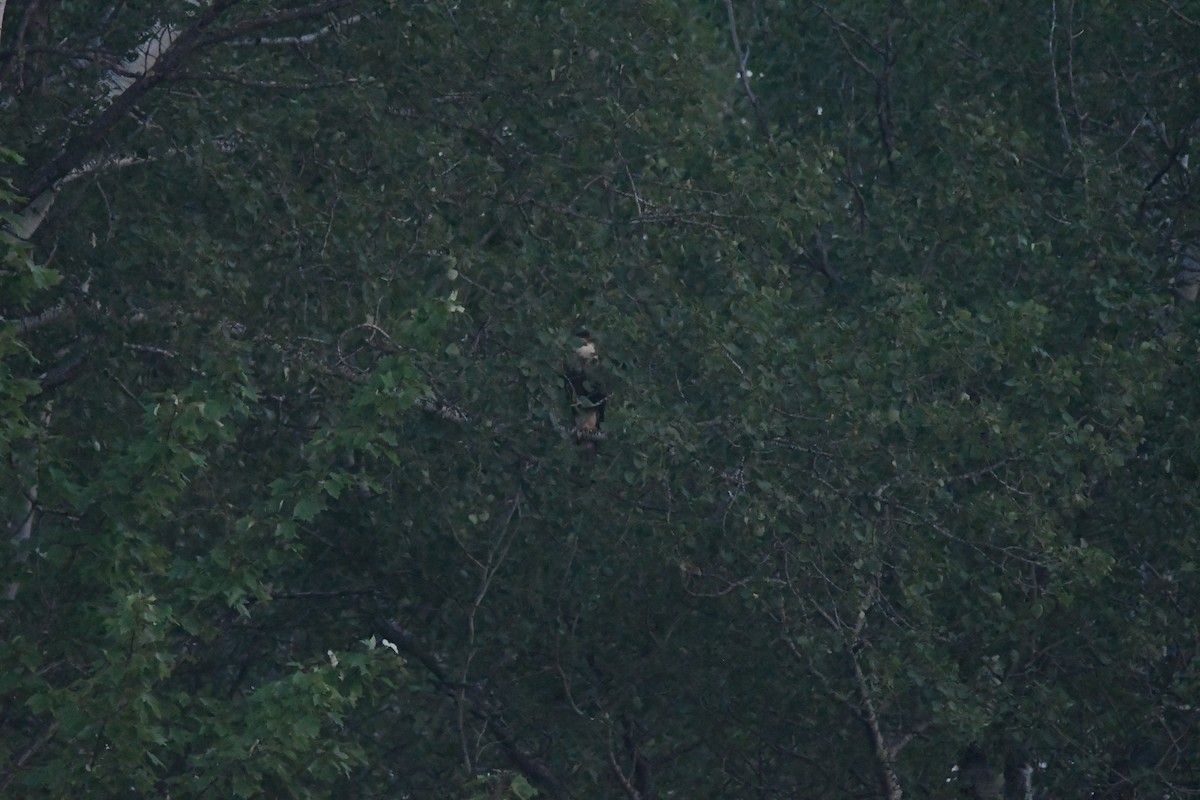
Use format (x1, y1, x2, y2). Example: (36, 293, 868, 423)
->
(3, 1, 1199, 798)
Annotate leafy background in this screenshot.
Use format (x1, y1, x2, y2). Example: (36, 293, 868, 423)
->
(2, 1, 1198, 797)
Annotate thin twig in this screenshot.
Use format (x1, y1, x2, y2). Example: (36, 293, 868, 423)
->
(607, 722, 644, 800)
(815, 3, 875, 74)
(1049, 1, 1073, 149)
(171, 71, 360, 91)
(722, 0, 770, 141)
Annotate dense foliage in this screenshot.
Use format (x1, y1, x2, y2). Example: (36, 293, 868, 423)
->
(3, 1, 1199, 797)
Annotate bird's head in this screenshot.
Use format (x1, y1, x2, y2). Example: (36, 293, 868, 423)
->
(573, 329, 597, 360)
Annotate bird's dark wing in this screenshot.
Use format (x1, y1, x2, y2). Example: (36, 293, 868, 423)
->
(563, 357, 608, 435)
(563, 357, 589, 406)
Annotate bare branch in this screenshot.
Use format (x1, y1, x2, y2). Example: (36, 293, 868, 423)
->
(815, 3, 875, 75)
(3, 0, 43, 91)
(170, 70, 360, 91)
(226, 13, 366, 46)
(815, 3, 897, 164)
(848, 644, 904, 800)
(378, 619, 573, 799)
(1159, 0, 1200, 26)
(196, 0, 356, 49)
(606, 723, 645, 800)
(1049, 1, 1073, 149)
(721, 0, 770, 141)
(456, 491, 523, 769)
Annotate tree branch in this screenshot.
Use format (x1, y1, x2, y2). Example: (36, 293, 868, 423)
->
(848, 642, 904, 800)
(0, 719, 58, 793)
(815, 582, 906, 800)
(0, 0, 10, 52)
(607, 724, 645, 800)
(721, 0, 770, 142)
(1, 0, 42, 91)
(226, 12, 366, 46)
(378, 619, 573, 799)
(815, 3, 898, 164)
(17, 0, 244, 204)
(170, 69, 360, 91)
(195, 0, 356, 49)
(1048, 0, 1073, 150)
(16, 1, 361, 205)
(7, 300, 73, 334)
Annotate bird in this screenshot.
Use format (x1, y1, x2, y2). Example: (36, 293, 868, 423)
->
(563, 329, 608, 451)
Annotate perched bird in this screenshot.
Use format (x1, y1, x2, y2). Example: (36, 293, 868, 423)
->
(563, 329, 608, 451)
